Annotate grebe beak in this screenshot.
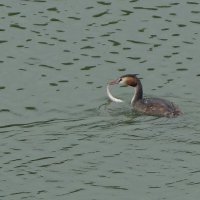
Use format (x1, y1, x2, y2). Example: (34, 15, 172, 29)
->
(108, 79, 120, 85)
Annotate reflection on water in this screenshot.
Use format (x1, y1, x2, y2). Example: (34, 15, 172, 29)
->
(0, 0, 200, 199)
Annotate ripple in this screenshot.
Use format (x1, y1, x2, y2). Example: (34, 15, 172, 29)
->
(8, 12, 20, 16)
(10, 24, 26, 30)
(101, 20, 121, 26)
(61, 62, 74, 66)
(190, 20, 200, 24)
(127, 39, 149, 45)
(191, 10, 200, 14)
(47, 7, 59, 12)
(68, 16, 81, 20)
(147, 68, 155, 71)
(121, 9, 133, 16)
(81, 66, 96, 70)
(25, 107, 37, 111)
(50, 18, 63, 22)
(127, 56, 141, 60)
(81, 45, 94, 49)
(97, 1, 112, 6)
(39, 64, 58, 70)
(187, 1, 199, 5)
(93, 10, 109, 18)
(0, 109, 10, 112)
(176, 68, 188, 71)
(33, 22, 48, 26)
(108, 39, 121, 46)
(133, 6, 157, 11)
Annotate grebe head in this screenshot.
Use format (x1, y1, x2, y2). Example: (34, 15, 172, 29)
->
(109, 74, 139, 87)
(107, 74, 143, 104)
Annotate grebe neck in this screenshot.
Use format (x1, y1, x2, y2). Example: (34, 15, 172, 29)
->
(131, 80, 143, 106)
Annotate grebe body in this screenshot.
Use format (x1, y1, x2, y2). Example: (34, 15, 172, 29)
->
(107, 74, 182, 117)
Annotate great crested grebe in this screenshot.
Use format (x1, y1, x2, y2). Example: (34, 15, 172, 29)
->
(107, 74, 182, 117)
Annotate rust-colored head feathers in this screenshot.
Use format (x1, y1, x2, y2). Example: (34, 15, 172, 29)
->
(109, 74, 140, 87)
(119, 74, 140, 87)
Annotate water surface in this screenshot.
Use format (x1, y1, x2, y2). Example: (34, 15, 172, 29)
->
(0, 0, 200, 199)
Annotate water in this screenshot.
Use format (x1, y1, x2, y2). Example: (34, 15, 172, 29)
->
(0, 0, 200, 199)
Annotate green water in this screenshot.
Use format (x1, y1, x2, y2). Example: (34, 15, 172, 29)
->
(0, 0, 200, 199)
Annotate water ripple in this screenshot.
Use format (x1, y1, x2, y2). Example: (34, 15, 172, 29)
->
(0, 0, 200, 199)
